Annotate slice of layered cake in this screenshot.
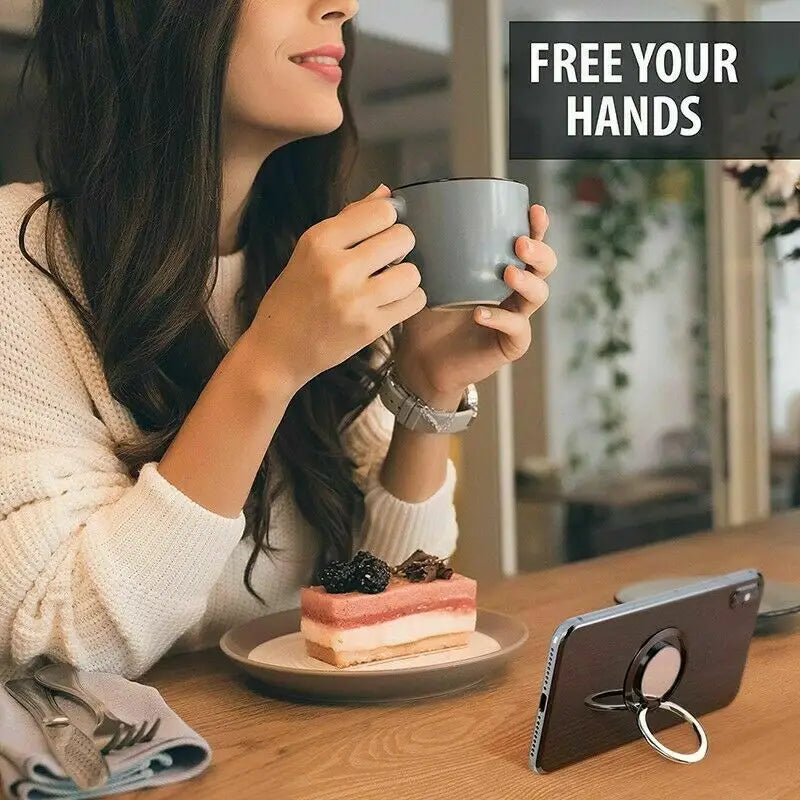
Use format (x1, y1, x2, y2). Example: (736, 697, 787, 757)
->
(300, 550, 477, 668)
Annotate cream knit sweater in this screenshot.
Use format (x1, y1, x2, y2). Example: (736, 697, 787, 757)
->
(0, 182, 459, 681)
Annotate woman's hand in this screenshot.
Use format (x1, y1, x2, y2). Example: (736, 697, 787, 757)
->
(394, 202, 556, 410)
(245, 185, 425, 394)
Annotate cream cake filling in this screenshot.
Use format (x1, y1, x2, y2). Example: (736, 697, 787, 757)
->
(301, 609, 477, 652)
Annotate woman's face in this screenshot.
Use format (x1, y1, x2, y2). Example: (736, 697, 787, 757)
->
(224, 0, 358, 140)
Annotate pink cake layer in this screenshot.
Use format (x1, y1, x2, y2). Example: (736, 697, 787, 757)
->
(301, 573, 477, 629)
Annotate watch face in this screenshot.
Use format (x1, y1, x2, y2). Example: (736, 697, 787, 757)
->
(465, 383, 479, 411)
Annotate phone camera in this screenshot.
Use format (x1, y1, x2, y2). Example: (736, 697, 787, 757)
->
(730, 586, 758, 608)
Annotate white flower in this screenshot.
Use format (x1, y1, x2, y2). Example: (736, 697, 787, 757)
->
(775, 201, 800, 224)
(763, 160, 800, 200)
(726, 159, 770, 173)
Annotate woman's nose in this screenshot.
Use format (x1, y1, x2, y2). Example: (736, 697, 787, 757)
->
(311, 0, 358, 24)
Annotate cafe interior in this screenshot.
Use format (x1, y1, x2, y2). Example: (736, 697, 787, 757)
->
(3, 0, 799, 578)
(0, 0, 799, 797)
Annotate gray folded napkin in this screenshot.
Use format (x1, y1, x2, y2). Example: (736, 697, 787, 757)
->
(0, 669, 211, 799)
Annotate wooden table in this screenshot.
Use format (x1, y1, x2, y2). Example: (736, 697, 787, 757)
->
(129, 513, 800, 800)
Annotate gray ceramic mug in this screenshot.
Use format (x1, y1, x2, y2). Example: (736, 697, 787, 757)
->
(387, 177, 531, 309)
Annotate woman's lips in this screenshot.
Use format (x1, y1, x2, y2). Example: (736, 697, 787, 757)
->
(291, 58, 342, 84)
(289, 47, 344, 85)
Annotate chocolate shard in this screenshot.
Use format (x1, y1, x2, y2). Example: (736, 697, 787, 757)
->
(392, 549, 454, 582)
(436, 563, 454, 580)
(405, 561, 439, 582)
(396, 549, 429, 570)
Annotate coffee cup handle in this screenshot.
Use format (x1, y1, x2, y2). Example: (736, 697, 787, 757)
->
(387, 195, 407, 223)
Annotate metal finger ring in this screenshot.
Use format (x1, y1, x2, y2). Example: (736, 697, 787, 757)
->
(636, 700, 708, 764)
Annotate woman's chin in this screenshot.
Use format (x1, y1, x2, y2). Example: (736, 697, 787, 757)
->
(261, 109, 343, 142)
(295, 109, 345, 137)
(231, 101, 344, 142)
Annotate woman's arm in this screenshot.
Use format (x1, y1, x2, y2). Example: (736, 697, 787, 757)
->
(345, 390, 460, 567)
(157, 328, 296, 517)
(1, 182, 425, 678)
(362, 203, 556, 567)
(0, 280, 290, 678)
(375, 368, 463, 504)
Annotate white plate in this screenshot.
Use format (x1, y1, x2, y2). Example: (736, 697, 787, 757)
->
(220, 608, 528, 703)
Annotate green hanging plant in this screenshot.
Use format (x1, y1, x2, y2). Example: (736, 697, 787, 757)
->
(559, 159, 707, 480)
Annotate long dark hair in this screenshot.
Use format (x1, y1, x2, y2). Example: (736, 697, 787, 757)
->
(16, 0, 393, 600)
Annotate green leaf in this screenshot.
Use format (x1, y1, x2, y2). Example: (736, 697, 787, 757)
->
(605, 437, 632, 457)
(601, 279, 623, 310)
(596, 338, 632, 359)
(567, 452, 585, 473)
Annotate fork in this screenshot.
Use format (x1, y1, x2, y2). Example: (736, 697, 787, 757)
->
(34, 663, 161, 753)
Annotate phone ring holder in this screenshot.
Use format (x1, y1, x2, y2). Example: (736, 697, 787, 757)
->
(584, 627, 708, 765)
(637, 700, 708, 764)
(584, 689, 629, 712)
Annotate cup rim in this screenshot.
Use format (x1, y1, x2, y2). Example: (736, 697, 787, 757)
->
(392, 176, 529, 191)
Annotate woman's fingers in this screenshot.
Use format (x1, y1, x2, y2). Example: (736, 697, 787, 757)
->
(514, 237, 557, 279)
(506, 200, 555, 313)
(316, 193, 399, 250)
(507, 204, 555, 315)
(351, 223, 416, 277)
(363, 183, 391, 201)
(473, 305, 532, 360)
(378, 285, 428, 330)
(530, 203, 549, 242)
(500, 265, 550, 317)
(343, 183, 392, 210)
(368, 261, 423, 307)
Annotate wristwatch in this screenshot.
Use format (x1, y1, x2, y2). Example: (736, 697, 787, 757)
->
(379, 365, 478, 434)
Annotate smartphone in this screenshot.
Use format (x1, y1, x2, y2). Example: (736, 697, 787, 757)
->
(529, 569, 762, 774)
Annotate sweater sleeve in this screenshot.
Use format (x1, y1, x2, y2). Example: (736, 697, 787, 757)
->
(0, 273, 246, 679)
(343, 393, 459, 566)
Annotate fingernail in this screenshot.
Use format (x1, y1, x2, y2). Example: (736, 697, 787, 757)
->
(478, 307, 492, 319)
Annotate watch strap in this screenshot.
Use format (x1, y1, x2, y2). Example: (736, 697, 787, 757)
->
(379, 368, 477, 434)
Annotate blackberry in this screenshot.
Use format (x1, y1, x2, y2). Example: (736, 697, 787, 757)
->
(351, 550, 374, 567)
(352, 555, 390, 594)
(319, 560, 355, 594)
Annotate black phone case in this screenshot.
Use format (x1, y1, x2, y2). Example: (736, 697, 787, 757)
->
(530, 569, 762, 773)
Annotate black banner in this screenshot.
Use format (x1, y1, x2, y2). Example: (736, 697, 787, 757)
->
(508, 22, 800, 159)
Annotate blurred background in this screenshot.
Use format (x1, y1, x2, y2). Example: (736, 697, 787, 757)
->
(2, 0, 799, 581)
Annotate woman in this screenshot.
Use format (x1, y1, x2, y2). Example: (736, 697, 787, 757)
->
(0, 0, 555, 680)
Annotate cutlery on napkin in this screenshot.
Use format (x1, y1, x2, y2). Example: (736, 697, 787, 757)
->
(0, 668, 211, 800)
(34, 665, 160, 754)
(4, 679, 109, 791)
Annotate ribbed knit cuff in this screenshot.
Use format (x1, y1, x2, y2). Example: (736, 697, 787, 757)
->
(360, 458, 459, 565)
(83, 461, 246, 604)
